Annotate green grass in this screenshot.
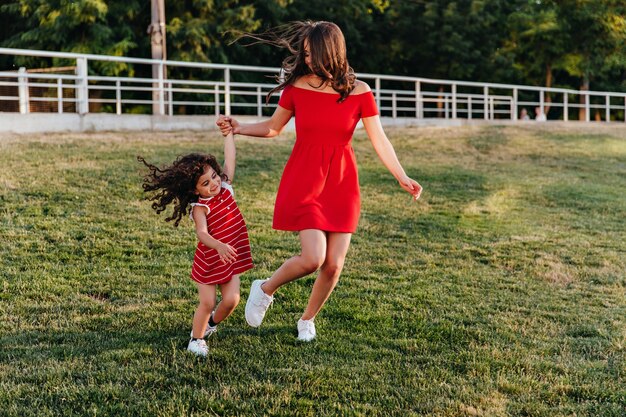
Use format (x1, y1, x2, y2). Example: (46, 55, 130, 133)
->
(0, 124, 625, 416)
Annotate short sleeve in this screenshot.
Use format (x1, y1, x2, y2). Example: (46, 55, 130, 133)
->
(190, 202, 210, 219)
(278, 84, 294, 111)
(360, 91, 379, 118)
(222, 182, 235, 199)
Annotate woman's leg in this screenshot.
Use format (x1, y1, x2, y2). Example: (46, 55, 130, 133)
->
(213, 275, 241, 324)
(261, 229, 327, 295)
(192, 283, 217, 338)
(301, 232, 352, 321)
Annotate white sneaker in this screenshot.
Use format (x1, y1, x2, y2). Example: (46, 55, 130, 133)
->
(190, 323, 217, 339)
(297, 319, 316, 342)
(187, 339, 208, 357)
(245, 279, 274, 327)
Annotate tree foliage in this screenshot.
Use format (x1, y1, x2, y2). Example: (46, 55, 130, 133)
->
(0, 0, 141, 74)
(552, 0, 626, 91)
(0, 0, 624, 91)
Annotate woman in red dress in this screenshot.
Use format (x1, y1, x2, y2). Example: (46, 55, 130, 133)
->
(217, 21, 422, 341)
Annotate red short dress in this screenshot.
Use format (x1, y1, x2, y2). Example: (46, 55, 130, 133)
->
(274, 84, 379, 233)
(190, 183, 254, 285)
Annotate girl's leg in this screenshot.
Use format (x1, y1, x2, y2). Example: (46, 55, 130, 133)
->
(213, 275, 241, 324)
(191, 283, 217, 339)
(301, 232, 352, 321)
(261, 229, 327, 295)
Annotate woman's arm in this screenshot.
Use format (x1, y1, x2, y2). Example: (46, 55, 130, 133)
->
(362, 115, 423, 200)
(222, 132, 236, 183)
(192, 206, 237, 264)
(217, 105, 293, 138)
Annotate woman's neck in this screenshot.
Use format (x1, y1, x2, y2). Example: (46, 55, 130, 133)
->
(299, 75, 334, 92)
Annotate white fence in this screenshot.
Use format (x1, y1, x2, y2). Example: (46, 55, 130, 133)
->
(1, 47, 625, 123)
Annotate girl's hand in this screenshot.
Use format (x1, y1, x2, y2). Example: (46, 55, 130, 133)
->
(216, 115, 240, 136)
(215, 242, 237, 264)
(398, 176, 423, 201)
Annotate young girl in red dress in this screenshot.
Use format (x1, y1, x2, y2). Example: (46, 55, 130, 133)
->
(138, 133, 253, 356)
(217, 21, 421, 342)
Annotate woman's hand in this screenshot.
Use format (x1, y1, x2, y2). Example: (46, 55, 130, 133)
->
(216, 115, 240, 136)
(398, 176, 423, 201)
(215, 242, 237, 264)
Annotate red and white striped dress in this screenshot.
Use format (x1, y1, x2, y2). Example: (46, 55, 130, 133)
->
(190, 182, 253, 285)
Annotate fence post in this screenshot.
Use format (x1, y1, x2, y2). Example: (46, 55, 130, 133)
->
(167, 81, 173, 116)
(483, 86, 488, 120)
(415, 81, 421, 119)
(224, 68, 231, 116)
(214, 85, 220, 117)
(392, 92, 397, 118)
(605, 95, 610, 122)
(75, 57, 89, 115)
(116, 80, 121, 115)
(157, 62, 165, 115)
(585, 94, 590, 122)
(512, 88, 518, 120)
(57, 78, 63, 114)
(257, 86, 262, 117)
(451, 83, 457, 119)
(563, 93, 568, 121)
(539, 90, 544, 117)
(468, 96, 472, 120)
(490, 97, 495, 120)
(18, 67, 29, 114)
(375, 78, 381, 115)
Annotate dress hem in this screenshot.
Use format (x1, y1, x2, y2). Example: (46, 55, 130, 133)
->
(272, 225, 357, 234)
(190, 264, 254, 286)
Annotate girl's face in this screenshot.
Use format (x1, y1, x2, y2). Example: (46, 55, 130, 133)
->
(195, 166, 221, 198)
(303, 40, 312, 70)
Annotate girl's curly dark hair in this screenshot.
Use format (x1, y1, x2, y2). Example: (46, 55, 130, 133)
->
(138, 153, 228, 227)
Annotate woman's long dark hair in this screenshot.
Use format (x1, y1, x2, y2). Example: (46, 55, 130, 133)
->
(138, 153, 228, 227)
(234, 21, 356, 103)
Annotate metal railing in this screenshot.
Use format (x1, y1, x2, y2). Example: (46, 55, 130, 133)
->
(1, 47, 625, 122)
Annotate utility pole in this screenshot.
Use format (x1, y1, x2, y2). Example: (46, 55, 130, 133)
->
(148, 0, 167, 115)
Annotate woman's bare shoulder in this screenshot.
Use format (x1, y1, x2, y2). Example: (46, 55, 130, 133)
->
(352, 80, 372, 94)
(292, 76, 306, 88)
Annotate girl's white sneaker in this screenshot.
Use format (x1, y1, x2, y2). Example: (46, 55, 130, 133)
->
(190, 323, 217, 339)
(297, 319, 316, 342)
(187, 339, 208, 357)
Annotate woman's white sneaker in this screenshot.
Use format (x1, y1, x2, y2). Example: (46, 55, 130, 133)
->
(297, 319, 316, 342)
(187, 339, 208, 357)
(245, 279, 274, 327)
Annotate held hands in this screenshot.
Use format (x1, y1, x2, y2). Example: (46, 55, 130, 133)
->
(215, 242, 237, 264)
(398, 176, 423, 201)
(216, 115, 240, 137)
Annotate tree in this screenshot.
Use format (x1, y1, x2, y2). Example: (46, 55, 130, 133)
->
(0, 0, 141, 75)
(503, 1, 568, 114)
(165, 0, 264, 65)
(372, 0, 523, 81)
(1, 0, 624, 113)
(551, 0, 626, 119)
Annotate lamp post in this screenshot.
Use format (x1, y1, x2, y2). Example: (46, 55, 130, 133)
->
(148, 0, 167, 115)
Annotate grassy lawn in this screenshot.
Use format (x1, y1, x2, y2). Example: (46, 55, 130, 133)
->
(0, 124, 624, 416)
